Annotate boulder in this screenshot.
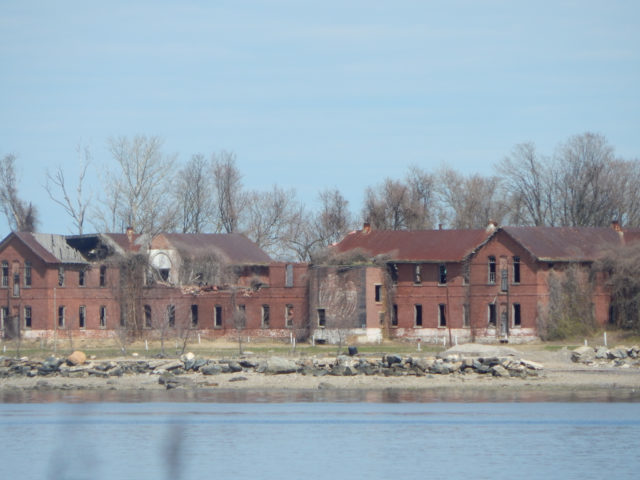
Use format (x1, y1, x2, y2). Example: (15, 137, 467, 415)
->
(67, 351, 87, 366)
(571, 346, 595, 363)
(384, 354, 403, 367)
(608, 346, 628, 360)
(491, 365, 510, 377)
(263, 357, 299, 374)
(595, 346, 609, 359)
(200, 364, 222, 376)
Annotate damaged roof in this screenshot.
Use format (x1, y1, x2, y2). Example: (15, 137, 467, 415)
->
(153, 233, 272, 264)
(500, 226, 626, 262)
(332, 228, 490, 262)
(8, 232, 88, 264)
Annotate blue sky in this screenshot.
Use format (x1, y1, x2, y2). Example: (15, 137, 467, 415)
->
(1, 0, 638, 234)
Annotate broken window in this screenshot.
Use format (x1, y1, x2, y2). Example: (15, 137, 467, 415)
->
(513, 303, 521, 327)
(214, 305, 223, 328)
(24, 261, 31, 287)
(12, 273, 19, 297)
(1, 261, 8, 287)
(261, 305, 270, 328)
(501, 269, 508, 292)
(79, 270, 85, 287)
(99, 265, 107, 287)
(463, 304, 470, 328)
(414, 264, 422, 284)
(159, 269, 170, 282)
(0, 306, 7, 329)
(79, 305, 86, 329)
(414, 304, 423, 327)
(167, 305, 176, 327)
(285, 304, 294, 327)
(58, 267, 65, 287)
(144, 305, 152, 328)
(317, 308, 326, 327)
(438, 263, 447, 284)
(488, 256, 496, 284)
(488, 303, 497, 327)
(191, 304, 198, 327)
(120, 309, 126, 327)
(438, 304, 446, 327)
(99, 306, 107, 328)
(513, 256, 521, 284)
(285, 264, 294, 287)
(388, 264, 398, 285)
(58, 306, 65, 328)
(24, 306, 32, 329)
(374, 284, 382, 303)
(392, 304, 398, 327)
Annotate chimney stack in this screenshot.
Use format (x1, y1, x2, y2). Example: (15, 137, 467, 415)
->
(126, 227, 134, 244)
(362, 222, 371, 234)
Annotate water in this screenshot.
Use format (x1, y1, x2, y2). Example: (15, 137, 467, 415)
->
(1, 400, 639, 480)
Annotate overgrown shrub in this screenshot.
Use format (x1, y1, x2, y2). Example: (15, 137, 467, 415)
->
(538, 264, 596, 340)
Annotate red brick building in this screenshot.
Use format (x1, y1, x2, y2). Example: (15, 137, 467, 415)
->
(0, 223, 637, 344)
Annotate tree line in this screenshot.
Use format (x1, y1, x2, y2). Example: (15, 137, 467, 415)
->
(1, 132, 639, 261)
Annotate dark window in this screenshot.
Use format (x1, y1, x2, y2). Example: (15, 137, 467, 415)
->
(414, 265, 422, 284)
(438, 264, 447, 284)
(120, 309, 125, 327)
(58, 267, 65, 287)
(488, 304, 497, 326)
(317, 308, 326, 327)
(285, 304, 294, 327)
(392, 304, 398, 327)
(24, 306, 32, 329)
(167, 305, 176, 327)
(374, 284, 382, 302)
(488, 256, 496, 284)
(79, 270, 85, 287)
(191, 305, 198, 327)
(58, 306, 65, 328)
(414, 304, 423, 326)
(1, 261, 8, 287)
(463, 304, 470, 328)
(285, 264, 294, 287)
(462, 262, 470, 285)
(236, 304, 246, 328)
(24, 261, 32, 287)
(438, 304, 446, 327)
(159, 269, 169, 281)
(144, 305, 152, 328)
(79, 306, 86, 329)
(513, 256, 521, 284)
(262, 305, 270, 328)
(12, 273, 19, 297)
(99, 306, 107, 328)
(99, 265, 107, 287)
(214, 305, 223, 328)
(513, 303, 521, 327)
(389, 264, 398, 285)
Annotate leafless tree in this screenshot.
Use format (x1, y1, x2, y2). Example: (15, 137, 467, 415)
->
(245, 185, 302, 259)
(436, 168, 507, 229)
(175, 154, 214, 233)
(95, 135, 177, 234)
(497, 142, 553, 226)
(212, 151, 245, 233)
(315, 188, 354, 245)
(45, 145, 92, 234)
(318, 270, 359, 354)
(0, 154, 38, 232)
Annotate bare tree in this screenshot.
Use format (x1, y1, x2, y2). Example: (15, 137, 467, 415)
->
(318, 270, 358, 354)
(212, 151, 245, 233)
(45, 145, 92, 234)
(362, 179, 413, 230)
(436, 168, 507, 229)
(95, 135, 177, 234)
(497, 143, 553, 226)
(315, 188, 353, 245)
(0, 154, 38, 232)
(175, 154, 214, 233)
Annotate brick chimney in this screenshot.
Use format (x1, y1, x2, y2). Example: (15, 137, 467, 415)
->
(362, 222, 371, 235)
(126, 226, 134, 244)
(486, 220, 498, 233)
(610, 220, 622, 232)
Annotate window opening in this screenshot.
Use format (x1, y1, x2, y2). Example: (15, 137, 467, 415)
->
(79, 305, 86, 329)
(24, 261, 32, 287)
(414, 264, 422, 284)
(214, 305, 223, 328)
(488, 256, 496, 284)
(167, 305, 176, 327)
(285, 304, 294, 327)
(99, 306, 107, 328)
(24, 306, 32, 329)
(392, 304, 398, 326)
(144, 305, 152, 328)
(488, 304, 497, 326)
(414, 304, 423, 327)
(99, 265, 107, 287)
(12, 273, 19, 297)
(58, 306, 65, 328)
(463, 304, 470, 328)
(191, 304, 198, 327)
(317, 308, 326, 327)
(438, 264, 447, 284)
(79, 270, 85, 287)
(374, 284, 382, 303)
(1, 261, 8, 287)
(513, 256, 521, 284)
(262, 304, 270, 328)
(513, 303, 521, 327)
(438, 304, 446, 327)
(58, 267, 65, 287)
(501, 269, 508, 292)
(285, 264, 294, 287)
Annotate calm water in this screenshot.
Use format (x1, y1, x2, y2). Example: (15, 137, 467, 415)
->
(1, 400, 639, 480)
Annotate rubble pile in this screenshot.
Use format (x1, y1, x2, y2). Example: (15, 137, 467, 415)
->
(0, 350, 544, 381)
(571, 345, 640, 367)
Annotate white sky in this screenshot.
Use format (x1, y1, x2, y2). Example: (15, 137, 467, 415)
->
(1, 0, 639, 234)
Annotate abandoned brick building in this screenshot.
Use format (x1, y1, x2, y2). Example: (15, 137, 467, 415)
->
(0, 222, 638, 344)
